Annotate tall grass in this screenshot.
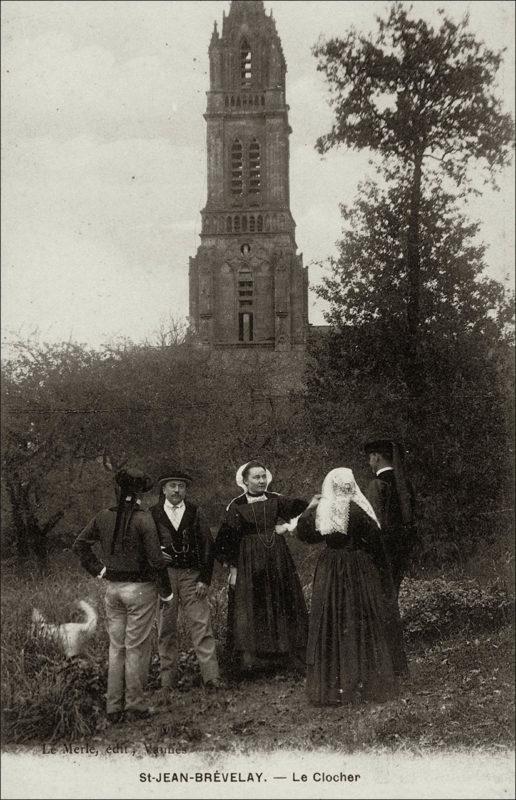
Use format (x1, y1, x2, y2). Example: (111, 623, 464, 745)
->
(0, 551, 234, 741)
(1, 542, 513, 745)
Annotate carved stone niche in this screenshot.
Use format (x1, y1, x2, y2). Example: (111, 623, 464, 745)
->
(218, 262, 235, 341)
(274, 258, 289, 315)
(275, 311, 290, 350)
(199, 315, 212, 344)
(199, 267, 213, 315)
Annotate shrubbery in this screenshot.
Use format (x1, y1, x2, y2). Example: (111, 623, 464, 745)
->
(400, 577, 513, 645)
(1, 549, 513, 744)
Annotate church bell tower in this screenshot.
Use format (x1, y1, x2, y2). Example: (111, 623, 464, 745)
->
(189, 0, 308, 355)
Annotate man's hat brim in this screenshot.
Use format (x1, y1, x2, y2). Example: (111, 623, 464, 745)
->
(364, 438, 396, 453)
(158, 471, 192, 485)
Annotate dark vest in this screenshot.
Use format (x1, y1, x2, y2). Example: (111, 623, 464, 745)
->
(151, 502, 201, 571)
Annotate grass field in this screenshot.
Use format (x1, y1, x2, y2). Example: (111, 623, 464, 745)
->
(1, 548, 514, 753)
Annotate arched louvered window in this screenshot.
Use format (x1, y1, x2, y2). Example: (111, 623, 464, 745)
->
(238, 267, 254, 342)
(231, 139, 243, 198)
(240, 38, 252, 86)
(249, 139, 261, 199)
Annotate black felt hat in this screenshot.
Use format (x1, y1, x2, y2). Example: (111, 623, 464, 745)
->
(363, 436, 408, 459)
(157, 469, 192, 485)
(115, 467, 154, 493)
(364, 437, 395, 455)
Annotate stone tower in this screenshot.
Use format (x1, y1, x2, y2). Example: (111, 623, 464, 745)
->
(189, 0, 308, 371)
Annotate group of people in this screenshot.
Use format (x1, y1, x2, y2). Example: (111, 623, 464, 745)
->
(74, 436, 416, 721)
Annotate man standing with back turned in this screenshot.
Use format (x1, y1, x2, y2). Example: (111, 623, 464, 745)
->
(150, 468, 221, 693)
(364, 437, 417, 598)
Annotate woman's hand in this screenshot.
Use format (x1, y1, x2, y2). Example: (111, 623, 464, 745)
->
(228, 566, 237, 587)
(306, 493, 322, 511)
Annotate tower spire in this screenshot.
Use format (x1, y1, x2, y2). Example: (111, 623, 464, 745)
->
(188, 1, 308, 359)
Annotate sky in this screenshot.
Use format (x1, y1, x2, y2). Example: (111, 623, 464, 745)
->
(2, 0, 514, 349)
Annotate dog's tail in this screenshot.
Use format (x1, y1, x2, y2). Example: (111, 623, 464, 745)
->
(31, 607, 45, 626)
(76, 600, 97, 636)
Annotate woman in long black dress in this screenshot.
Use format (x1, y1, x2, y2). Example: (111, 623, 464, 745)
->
(215, 460, 309, 676)
(297, 467, 405, 706)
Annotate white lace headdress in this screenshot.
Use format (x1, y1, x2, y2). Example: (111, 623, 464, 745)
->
(315, 467, 380, 536)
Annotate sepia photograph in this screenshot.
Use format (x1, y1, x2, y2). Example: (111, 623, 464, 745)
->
(1, 1, 514, 797)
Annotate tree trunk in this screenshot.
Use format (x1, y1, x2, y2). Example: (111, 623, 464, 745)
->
(5, 473, 30, 562)
(5, 474, 63, 573)
(27, 505, 64, 574)
(406, 151, 424, 401)
(31, 532, 49, 575)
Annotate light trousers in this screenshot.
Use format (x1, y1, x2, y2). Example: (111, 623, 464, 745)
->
(158, 568, 220, 686)
(104, 581, 157, 713)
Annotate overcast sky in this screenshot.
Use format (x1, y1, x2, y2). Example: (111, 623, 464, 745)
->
(2, 0, 514, 349)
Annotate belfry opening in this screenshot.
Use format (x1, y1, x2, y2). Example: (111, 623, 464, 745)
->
(188, 0, 309, 379)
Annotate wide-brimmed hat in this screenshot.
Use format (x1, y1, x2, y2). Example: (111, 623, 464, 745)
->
(157, 469, 192, 485)
(115, 467, 154, 493)
(363, 436, 406, 458)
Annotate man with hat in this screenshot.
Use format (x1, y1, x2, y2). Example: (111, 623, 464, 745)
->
(363, 439, 416, 677)
(74, 467, 173, 723)
(151, 468, 221, 691)
(364, 437, 417, 597)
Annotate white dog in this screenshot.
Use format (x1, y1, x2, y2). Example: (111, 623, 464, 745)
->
(31, 600, 97, 658)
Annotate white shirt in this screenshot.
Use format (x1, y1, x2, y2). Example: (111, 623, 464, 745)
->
(376, 467, 394, 476)
(164, 499, 186, 530)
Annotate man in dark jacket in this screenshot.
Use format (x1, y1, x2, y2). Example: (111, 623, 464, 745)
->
(364, 437, 417, 597)
(74, 467, 173, 723)
(151, 469, 221, 691)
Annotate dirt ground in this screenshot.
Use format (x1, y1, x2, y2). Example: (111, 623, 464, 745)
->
(67, 623, 513, 757)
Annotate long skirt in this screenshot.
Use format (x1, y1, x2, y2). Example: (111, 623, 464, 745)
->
(231, 532, 308, 668)
(307, 548, 398, 705)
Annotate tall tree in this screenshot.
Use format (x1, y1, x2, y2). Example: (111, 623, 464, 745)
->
(307, 177, 514, 566)
(315, 174, 513, 346)
(313, 2, 513, 386)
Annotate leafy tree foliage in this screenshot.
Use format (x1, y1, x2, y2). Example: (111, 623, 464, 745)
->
(316, 175, 513, 343)
(309, 3, 514, 565)
(313, 2, 514, 378)
(1, 334, 315, 568)
(1, 340, 107, 567)
(307, 176, 514, 566)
